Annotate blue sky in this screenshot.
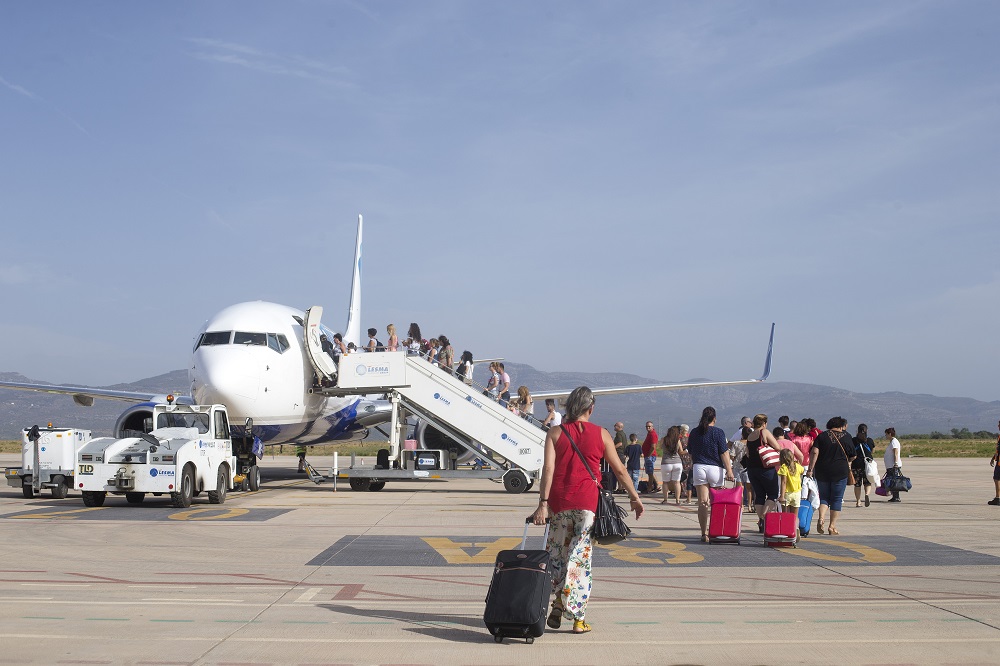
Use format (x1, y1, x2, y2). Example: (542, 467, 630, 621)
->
(2, 1, 999, 400)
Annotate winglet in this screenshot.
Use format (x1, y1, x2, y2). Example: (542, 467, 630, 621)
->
(759, 323, 775, 381)
(343, 214, 363, 348)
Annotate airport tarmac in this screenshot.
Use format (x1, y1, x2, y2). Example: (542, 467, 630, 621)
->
(0, 454, 998, 665)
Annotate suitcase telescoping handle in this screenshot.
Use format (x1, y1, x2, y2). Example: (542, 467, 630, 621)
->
(522, 517, 550, 550)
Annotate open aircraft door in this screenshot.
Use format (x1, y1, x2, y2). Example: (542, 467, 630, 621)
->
(304, 306, 338, 382)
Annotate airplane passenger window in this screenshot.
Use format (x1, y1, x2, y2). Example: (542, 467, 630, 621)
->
(234, 332, 267, 346)
(195, 331, 233, 350)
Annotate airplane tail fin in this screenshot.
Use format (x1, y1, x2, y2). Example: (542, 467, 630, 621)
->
(343, 214, 363, 348)
(758, 323, 775, 381)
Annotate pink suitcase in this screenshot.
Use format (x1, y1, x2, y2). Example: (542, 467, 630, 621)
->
(708, 484, 743, 544)
(763, 511, 797, 548)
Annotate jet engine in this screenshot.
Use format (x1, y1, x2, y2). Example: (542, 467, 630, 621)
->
(412, 420, 478, 465)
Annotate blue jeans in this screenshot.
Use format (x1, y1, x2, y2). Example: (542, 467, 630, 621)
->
(816, 477, 849, 511)
(630, 470, 641, 490)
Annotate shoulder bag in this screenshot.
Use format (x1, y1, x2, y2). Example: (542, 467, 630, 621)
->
(561, 425, 631, 545)
(832, 432, 855, 485)
(753, 436, 780, 469)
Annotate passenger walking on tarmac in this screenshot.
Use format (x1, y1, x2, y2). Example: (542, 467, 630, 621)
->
(437, 335, 454, 373)
(624, 434, 643, 490)
(530, 386, 644, 635)
(776, 448, 804, 532)
(808, 417, 854, 534)
(852, 424, 875, 507)
(386, 324, 398, 351)
(774, 426, 804, 464)
(687, 406, 734, 542)
(659, 426, 686, 505)
(642, 422, 660, 494)
(989, 420, 1000, 506)
(612, 422, 628, 466)
(745, 414, 782, 533)
(455, 351, 474, 384)
(679, 424, 694, 504)
(883, 427, 903, 503)
(788, 421, 814, 472)
(497, 363, 512, 405)
(542, 398, 562, 429)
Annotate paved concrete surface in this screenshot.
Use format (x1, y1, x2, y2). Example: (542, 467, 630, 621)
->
(1, 454, 998, 665)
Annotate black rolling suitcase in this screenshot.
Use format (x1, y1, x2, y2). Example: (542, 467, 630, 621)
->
(484, 518, 552, 644)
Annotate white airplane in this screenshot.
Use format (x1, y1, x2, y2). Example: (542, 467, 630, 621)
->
(0, 215, 774, 464)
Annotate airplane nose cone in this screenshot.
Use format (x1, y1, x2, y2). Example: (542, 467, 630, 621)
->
(191, 349, 260, 418)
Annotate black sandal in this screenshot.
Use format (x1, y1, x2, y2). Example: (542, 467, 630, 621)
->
(547, 607, 562, 629)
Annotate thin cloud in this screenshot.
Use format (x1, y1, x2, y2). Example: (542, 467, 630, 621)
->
(0, 73, 90, 136)
(184, 38, 353, 87)
(0, 75, 38, 99)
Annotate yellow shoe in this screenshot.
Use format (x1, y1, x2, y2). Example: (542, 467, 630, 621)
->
(572, 619, 592, 634)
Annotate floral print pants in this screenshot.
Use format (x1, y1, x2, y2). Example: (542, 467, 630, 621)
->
(547, 509, 594, 621)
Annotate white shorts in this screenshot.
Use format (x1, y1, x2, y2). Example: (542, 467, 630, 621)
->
(661, 462, 683, 482)
(692, 463, 726, 488)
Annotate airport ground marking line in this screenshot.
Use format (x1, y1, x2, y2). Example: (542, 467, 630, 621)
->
(808, 560, 1000, 633)
(21, 583, 91, 588)
(142, 598, 245, 603)
(295, 588, 322, 603)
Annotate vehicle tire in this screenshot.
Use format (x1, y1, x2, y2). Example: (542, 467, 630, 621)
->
(50, 475, 69, 499)
(503, 470, 529, 494)
(171, 465, 195, 508)
(248, 465, 261, 492)
(368, 481, 386, 492)
(82, 491, 106, 507)
(239, 477, 249, 492)
(208, 466, 228, 504)
(526, 479, 535, 492)
(125, 492, 145, 504)
(348, 477, 371, 492)
(22, 483, 34, 499)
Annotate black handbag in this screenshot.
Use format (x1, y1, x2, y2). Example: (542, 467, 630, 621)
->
(561, 425, 631, 545)
(885, 466, 912, 492)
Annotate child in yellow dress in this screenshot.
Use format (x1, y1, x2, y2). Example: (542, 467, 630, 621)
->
(776, 448, 804, 532)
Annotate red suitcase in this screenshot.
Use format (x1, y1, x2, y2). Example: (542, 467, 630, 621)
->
(708, 483, 742, 544)
(763, 511, 797, 548)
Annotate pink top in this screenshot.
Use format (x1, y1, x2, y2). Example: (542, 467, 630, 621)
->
(777, 439, 804, 464)
(788, 434, 813, 467)
(549, 422, 604, 514)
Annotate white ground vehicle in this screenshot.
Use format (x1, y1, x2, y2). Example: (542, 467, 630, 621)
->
(5, 426, 91, 499)
(76, 403, 235, 508)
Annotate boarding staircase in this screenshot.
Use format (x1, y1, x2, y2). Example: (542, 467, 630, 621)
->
(334, 351, 547, 479)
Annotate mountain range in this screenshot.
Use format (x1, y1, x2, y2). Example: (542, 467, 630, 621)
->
(3, 365, 998, 439)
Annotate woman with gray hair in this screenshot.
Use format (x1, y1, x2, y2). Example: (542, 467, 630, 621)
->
(530, 386, 643, 634)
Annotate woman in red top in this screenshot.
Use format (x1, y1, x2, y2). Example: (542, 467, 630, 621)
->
(531, 386, 643, 634)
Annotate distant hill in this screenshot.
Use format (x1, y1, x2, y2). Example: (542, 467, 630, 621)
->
(2, 365, 998, 439)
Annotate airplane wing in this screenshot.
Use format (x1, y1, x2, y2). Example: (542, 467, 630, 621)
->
(0, 380, 174, 407)
(532, 323, 775, 401)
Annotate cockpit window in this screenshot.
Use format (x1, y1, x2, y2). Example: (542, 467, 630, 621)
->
(195, 331, 232, 350)
(234, 332, 267, 346)
(267, 333, 290, 353)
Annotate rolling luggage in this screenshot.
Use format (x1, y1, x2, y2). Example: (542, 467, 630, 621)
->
(484, 518, 552, 644)
(764, 510, 797, 547)
(797, 501, 814, 537)
(708, 483, 743, 544)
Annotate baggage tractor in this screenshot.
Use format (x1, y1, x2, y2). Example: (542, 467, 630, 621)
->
(708, 483, 743, 544)
(764, 511, 797, 547)
(484, 518, 552, 644)
(797, 502, 814, 537)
